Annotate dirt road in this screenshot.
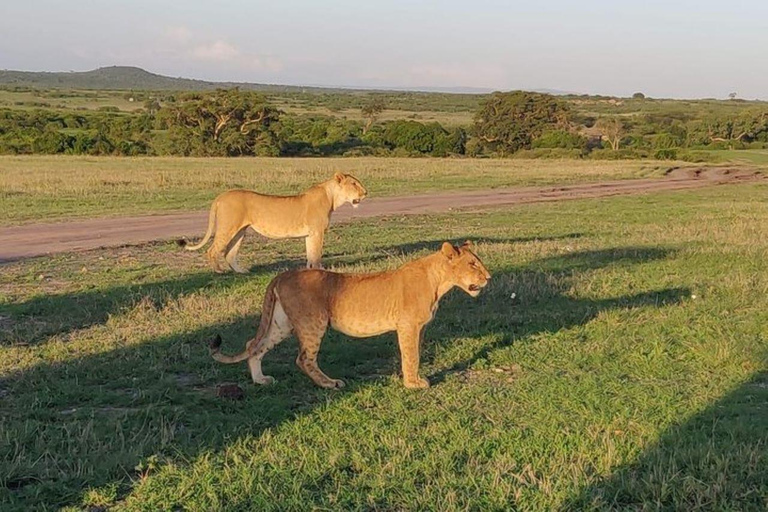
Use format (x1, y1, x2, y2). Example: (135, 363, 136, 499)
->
(0, 167, 761, 262)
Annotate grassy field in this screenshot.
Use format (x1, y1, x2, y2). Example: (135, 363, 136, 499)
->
(0, 157, 679, 225)
(712, 149, 768, 166)
(1, 181, 767, 510)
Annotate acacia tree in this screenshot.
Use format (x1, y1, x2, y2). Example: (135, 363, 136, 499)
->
(143, 98, 160, 115)
(704, 110, 768, 148)
(361, 97, 385, 134)
(161, 89, 280, 155)
(596, 117, 626, 150)
(169, 89, 279, 143)
(473, 91, 569, 154)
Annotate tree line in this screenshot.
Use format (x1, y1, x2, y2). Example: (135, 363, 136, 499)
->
(1, 89, 766, 158)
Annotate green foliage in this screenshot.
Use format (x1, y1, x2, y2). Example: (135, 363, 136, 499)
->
(276, 115, 364, 156)
(159, 89, 280, 156)
(532, 130, 588, 150)
(1, 85, 767, 160)
(379, 120, 463, 156)
(361, 97, 386, 134)
(632, 92, 646, 99)
(473, 91, 569, 154)
(654, 148, 678, 160)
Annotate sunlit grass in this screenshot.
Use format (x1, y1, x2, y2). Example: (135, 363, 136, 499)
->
(0, 156, 679, 225)
(1, 183, 767, 510)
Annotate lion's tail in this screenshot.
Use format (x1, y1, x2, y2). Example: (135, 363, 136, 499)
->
(182, 198, 218, 251)
(209, 277, 280, 364)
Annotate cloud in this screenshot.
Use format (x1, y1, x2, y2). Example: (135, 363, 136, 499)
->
(165, 25, 192, 45)
(406, 63, 506, 88)
(251, 55, 283, 73)
(192, 40, 240, 61)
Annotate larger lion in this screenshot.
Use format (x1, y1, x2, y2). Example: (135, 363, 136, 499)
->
(182, 173, 368, 272)
(209, 241, 491, 389)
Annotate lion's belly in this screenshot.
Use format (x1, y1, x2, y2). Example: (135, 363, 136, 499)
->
(244, 198, 313, 239)
(250, 221, 308, 239)
(331, 316, 394, 338)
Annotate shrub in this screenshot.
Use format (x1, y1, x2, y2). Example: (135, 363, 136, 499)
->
(474, 91, 569, 154)
(532, 130, 588, 150)
(654, 148, 678, 160)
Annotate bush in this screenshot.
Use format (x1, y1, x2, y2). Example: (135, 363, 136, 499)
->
(513, 148, 585, 159)
(653, 132, 684, 149)
(474, 91, 569, 154)
(532, 130, 588, 150)
(676, 150, 723, 163)
(381, 120, 460, 156)
(589, 148, 651, 160)
(654, 148, 678, 160)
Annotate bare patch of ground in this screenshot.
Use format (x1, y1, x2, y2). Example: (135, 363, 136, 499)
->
(0, 167, 761, 262)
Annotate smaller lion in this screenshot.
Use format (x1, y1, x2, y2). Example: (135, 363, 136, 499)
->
(209, 241, 491, 389)
(181, 173, 367, 272)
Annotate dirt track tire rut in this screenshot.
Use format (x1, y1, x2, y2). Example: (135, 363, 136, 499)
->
(0, 167, 762, 262)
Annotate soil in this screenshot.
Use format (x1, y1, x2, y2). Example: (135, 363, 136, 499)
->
(0, 167, 761, 262)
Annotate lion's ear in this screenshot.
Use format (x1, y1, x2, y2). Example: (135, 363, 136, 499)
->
(462, 240, 474, 250)
(334, 172, 345, 183)
(440, 242, 458, 260)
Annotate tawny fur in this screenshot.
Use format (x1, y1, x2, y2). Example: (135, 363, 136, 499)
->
(184, 172, 367, 273)
(210, 241, 491, 389)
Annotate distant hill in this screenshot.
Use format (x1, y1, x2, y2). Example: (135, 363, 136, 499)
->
(0, 66, 572, 96)
(0, 66, 352, 93)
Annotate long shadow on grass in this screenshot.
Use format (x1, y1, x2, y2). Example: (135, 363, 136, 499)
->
(425, 246, 689, 383)
(0, 244, 682, 509)
(2, 234, 582, 347)
(0, 266, 268, 347)
(562, 369, 768, 511)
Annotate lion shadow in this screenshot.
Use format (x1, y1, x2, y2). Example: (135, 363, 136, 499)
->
(1, 244, 685, 508)
(561, 368, 768, 510)
(1, 234, 583, 347)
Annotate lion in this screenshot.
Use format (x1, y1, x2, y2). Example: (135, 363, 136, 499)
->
(209, 241, 491, 389)
(181, 173, 368, 273)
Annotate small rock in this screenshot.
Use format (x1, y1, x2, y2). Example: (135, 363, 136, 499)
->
(216, 383, 244, 400)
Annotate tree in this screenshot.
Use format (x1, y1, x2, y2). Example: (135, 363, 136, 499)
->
(381, 120, 448, 155)
(143, 98, 161, 115)
(632, 92, 646, 99)
(169, 89, 278, 143)
(596, 117, 626, 150)
(728, 92, 737, 100)
(361, 97, 385, 135)
(162, 89, 280, 155)
(473, 91, 569, 154)
(704, 110, 768, 148)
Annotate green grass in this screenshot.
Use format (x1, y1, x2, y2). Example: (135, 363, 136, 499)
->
(1, 182, 767, 510)
(0, 156, 678, 225)
(713, 149, 768, 165)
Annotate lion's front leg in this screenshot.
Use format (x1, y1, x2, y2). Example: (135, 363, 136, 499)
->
(305, 231, 325, 269)
(397, 324, 429, 389)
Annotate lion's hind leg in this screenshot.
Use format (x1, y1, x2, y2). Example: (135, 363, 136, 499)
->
(207, 222, 244, 273)
(294, 320, 344, 389)
(247, 299, 292, 385)
(225, 227, 249, 274)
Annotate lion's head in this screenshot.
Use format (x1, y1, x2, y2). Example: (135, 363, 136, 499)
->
(440, 240, 491, 297)
(331, 172, 368, 208)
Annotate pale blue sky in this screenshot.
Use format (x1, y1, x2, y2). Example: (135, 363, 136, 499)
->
(1, 0, 767, 98)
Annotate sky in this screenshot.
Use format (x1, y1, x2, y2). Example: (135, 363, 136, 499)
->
(1, 0, 767, 99)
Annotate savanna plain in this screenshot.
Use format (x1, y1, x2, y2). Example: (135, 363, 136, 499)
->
(1, 158, 767, 511)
